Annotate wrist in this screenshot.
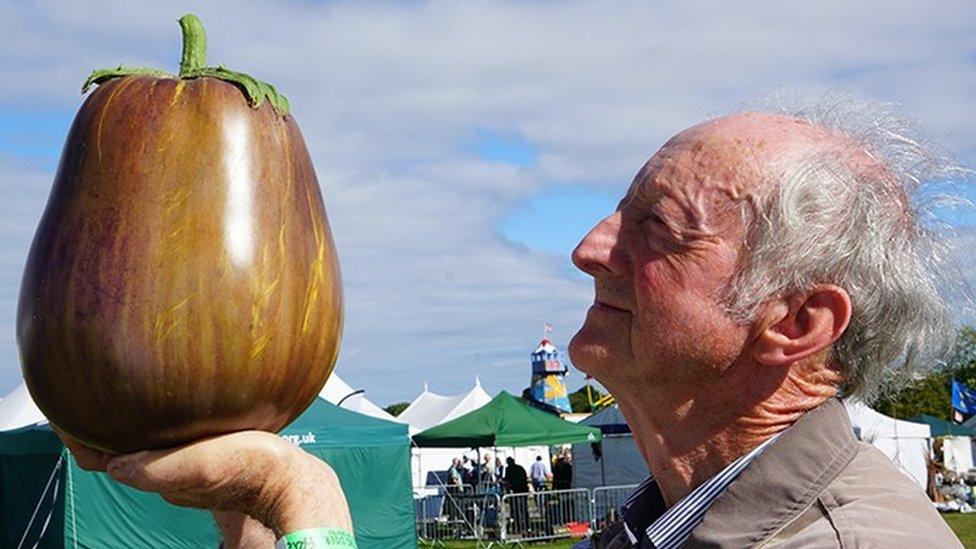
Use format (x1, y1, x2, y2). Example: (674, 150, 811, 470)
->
(276, 527, 356, 549)
(259, 446, 353, 538)
(212, 511, 275, 548)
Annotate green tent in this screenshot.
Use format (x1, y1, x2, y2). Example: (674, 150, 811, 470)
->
(908, 414, 976, 437)
(1, 397, 417, 549)
(412, 391, 602, 448)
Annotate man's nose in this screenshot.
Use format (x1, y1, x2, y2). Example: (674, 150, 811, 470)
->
(571, 211, 628, 277)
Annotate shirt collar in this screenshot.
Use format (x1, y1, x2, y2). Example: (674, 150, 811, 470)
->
(619, 430, 784, 548)
(645, 433, 780, 549)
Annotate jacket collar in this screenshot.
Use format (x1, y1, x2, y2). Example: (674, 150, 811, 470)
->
(686, 398, 859, 548)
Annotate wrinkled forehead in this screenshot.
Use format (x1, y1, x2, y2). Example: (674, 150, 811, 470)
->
(620, 137, 769, 230)
(625, 136, 764, 200)
(621, 113, 856, 217)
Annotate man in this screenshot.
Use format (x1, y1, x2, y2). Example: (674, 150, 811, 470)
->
(61, 106, 964, 547)
(503, 456, 531, 535)
(566, 110, 963, 547)
(494, 456, 506, 484)
(448, 457, 463, 488)
(503, 456, 529, 493)
(530, 454, 550, 492)
(461, 455, 476, 485)
(552, 453, 572, 491)
(551, 453, 576, 527)
(482, 452, 496, 485)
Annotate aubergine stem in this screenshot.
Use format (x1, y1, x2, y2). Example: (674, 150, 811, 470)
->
(81, 13, 290, 116)
(178, 14, 207, 75)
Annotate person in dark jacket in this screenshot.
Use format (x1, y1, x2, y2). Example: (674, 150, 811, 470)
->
(552, 454, 572, 490)
(503, 457, 530, 535)
(551, 453, 575, 526)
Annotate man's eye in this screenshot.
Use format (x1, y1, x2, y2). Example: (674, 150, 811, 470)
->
(643, 212, 665, 227)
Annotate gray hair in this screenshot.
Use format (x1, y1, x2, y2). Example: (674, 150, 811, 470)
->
(724, 97, 971, 402)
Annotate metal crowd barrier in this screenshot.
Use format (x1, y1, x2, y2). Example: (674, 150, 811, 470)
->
(500, 488, 592, 543)
(414, 483, 476, 495)
(413, 484, 638, 545)
(414, 487, 502, 544)
(591, 484, 638, 531)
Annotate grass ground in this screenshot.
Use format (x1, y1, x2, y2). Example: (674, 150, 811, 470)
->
(942, 513, 976, 547)
(428, 514, 976, 548)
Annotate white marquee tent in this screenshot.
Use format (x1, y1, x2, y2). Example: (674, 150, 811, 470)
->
(320, 373, 412, 431)
(400, 378, 492, 487)
(398, 377, 492, 432)
(398, 379, 553, 487)
(837, 400, 932, 489)
(0, 382, 46, 430)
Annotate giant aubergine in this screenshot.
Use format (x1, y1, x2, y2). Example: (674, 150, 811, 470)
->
(17, 15, 342, 453)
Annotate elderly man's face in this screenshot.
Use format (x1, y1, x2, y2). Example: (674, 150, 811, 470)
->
(568, 115, 793, 389)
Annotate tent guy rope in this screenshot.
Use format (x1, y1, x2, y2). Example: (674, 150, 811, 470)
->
(17, 452, 64, 549)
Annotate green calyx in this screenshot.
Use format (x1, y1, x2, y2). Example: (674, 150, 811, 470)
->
(81, 14, 290, 116)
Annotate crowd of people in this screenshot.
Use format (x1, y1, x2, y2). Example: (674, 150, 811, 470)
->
(444, 451, 573, 494)
(442, 451, 577, 537)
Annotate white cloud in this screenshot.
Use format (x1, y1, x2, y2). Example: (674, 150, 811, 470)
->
(0, 0, 974, 404)
(943, 227, 976, 328)
(0, 155, 51, 386)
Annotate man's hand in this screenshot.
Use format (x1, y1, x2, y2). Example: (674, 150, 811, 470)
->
(55, 428, 352, 540)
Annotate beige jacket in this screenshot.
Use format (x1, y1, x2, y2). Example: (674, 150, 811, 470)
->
(594, 398, 961, 548)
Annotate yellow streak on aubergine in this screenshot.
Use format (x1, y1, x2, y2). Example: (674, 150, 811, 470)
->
(169, 80, 186, 108)
(154, 293, 194, 350)
(250, 333, 272, 360)
(301, 187, 325, 336)
(96, 78, 137, 163)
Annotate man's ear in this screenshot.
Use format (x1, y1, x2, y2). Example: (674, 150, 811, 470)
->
(752, 285, 852, 366)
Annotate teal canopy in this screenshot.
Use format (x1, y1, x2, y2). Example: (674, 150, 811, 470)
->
(1, 397, 417, 549)
(412, 391, 602, 448)
(908, 414, 976, 437)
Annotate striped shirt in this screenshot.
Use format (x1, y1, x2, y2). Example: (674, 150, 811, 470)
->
(620, 434, 780, 548)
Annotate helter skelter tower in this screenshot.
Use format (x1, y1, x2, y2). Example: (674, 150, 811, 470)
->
(529, 323, 571, 413)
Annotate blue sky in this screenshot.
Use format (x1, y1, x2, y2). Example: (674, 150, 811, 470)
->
(923, 180, 976, 229)
(1, 1, 975, 406)
(0, 107, 73, 168)
(469, 129, 626, 261)
(471, 130, 538, 167)
(500, 184, 621, 261)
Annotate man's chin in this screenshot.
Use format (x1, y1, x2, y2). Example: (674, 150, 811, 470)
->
(568, 329, 618, 377)
(567, 329, 590, 363)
